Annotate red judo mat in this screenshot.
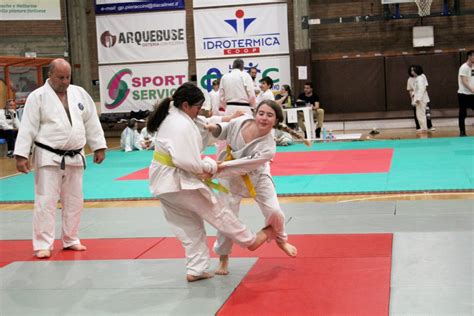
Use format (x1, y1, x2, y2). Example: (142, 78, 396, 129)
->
(1, 234, 392, 314)
(117, 148, 393, 180)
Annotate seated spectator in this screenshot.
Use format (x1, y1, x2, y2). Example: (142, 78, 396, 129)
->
(120, 119, 140, 152)
(137, 121, 156, 151)
(275, 84, 296, 108)
(256, 76, 275, 104)
(274, 128, 293, 146)
(297, 82, 325, 138)
(0, 99, 20, 157)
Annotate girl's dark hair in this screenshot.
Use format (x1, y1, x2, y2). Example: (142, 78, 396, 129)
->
(282, 84, 292, 96)
(408, 65, 416, 77)
(256, 99, 284, 127)
(127, 119, 137, 129)
(147, 82, 205, 133)
(411, 65, 424, 76)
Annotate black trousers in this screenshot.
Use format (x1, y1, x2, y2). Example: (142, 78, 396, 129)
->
(458, 93, 474, 133)
(413, 106, 432, 130)
(0, 129, 18, 151)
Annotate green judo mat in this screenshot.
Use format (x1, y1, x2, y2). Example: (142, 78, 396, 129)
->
(1, 137, 472, 202)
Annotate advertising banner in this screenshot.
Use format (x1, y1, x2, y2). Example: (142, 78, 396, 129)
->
(96, 10, 187, 64)
(99, 62, 188, 113)
(95, 0, 184, 14)
(193, 0, 284, 8)
(196, 55, 290, 92)
(0, 0, 60, 20)
(194, 3, 288, 59)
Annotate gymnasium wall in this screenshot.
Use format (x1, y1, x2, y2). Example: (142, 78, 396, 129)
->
(308, 0, 474, 115)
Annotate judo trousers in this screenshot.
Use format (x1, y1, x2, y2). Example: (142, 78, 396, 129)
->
(159, 189, 256, 276)
(214, 175, 288, 255)
(33, 165, 84, 251)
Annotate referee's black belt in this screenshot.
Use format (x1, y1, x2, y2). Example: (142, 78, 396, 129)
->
(226, 102, 251, 106)
(34, 141, 85, 170)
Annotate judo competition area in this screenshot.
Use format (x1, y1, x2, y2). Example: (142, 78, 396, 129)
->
(0, 128, 473, 315)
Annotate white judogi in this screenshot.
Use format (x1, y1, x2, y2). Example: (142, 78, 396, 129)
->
(149, 105, 256, 276)
(120, 127, 140, 151)
(219, 68, 256, 116)
(213, 115, 288, 256)
(256, 89, 275, 104)
(413, 74, 430, 131)
(0, 109, 20, 130)
(137, 127, 156, 150)
(14, 79, 106, 251)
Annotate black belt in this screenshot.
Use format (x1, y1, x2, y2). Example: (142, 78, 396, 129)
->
(34, 141, 85, 170)
(226, 102, 250, 106)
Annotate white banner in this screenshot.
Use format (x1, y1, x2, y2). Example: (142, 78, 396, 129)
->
(196, 55, 290, 93)
(0, 0, 60, 20)
(96, 11, 187, 64)
(194, 4, 289, 59)
(99, 62, 188, 113)
(193, 0, 284, 8)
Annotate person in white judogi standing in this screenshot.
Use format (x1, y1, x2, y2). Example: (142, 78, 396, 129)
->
(147, 82, 274, 282)
(219, 59, 256, 116)
(209, 100, 298, 275)
(14, 59, 107, 259)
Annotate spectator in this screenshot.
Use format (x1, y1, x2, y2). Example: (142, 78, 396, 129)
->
(256, 76, 275, 104)
(275, 84, 296, 108)
(458, 50, 474, 137)
(248, 66, 260, 96)
(407, 65, 434, 132)
(120, 119, 140, 151)
(410, 65, 430, 133)
(0, 99, 20, 157)
(209, 79, 223, 116)
(297, 82, 325, 138)
(219, 59, 256, 115)
(137, 120, 156, 151)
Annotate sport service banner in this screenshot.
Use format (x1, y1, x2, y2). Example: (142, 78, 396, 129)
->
(193, 3, 289, 59)
(99, 61, 188, 113)
(197, 55, 290, 93)
(95, 0, 184, 14)
(96, 10, 187, 64)
(193, 0, 284, 8)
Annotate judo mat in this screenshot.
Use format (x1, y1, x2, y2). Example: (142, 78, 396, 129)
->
(1, 234, 393, 315)
(0, 136, 472, 202)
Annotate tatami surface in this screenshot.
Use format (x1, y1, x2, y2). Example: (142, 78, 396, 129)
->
(1, 127, 473, 315)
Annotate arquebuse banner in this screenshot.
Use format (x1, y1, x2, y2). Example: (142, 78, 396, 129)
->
(194, 4, 289, 59)
(96, 10, 187, 64)
(99, 62, 188, 113)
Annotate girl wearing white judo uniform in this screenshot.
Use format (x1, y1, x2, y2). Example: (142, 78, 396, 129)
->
(14, 59, 107, 259)
(211, 100, 298, 275)
(147, 83, 273, 282)
(120, 119, 141, 151)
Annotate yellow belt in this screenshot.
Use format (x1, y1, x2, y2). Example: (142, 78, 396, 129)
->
(153, 151, 229, 194)
(224, 145, 256, 198)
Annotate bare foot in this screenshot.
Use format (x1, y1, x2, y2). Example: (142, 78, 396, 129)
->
(277, 241, 297, 257)
(186, 272, 214, 282)
(248, 226, 274, 251)
(215, 255, 229, 275)
(35, 249, 51, 259)
(64, 244, 87, 251)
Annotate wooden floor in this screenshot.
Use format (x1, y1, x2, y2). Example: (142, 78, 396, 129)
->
(1, 126, 472, 210)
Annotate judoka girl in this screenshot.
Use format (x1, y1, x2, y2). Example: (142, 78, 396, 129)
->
(147, 82, 274, 282)
(210, 100, 298, 275)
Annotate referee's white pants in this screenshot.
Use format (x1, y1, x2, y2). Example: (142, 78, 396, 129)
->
(33, 165, 84, 251)
(214, 175, 288, 255)
(159, 189, 256, 276)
